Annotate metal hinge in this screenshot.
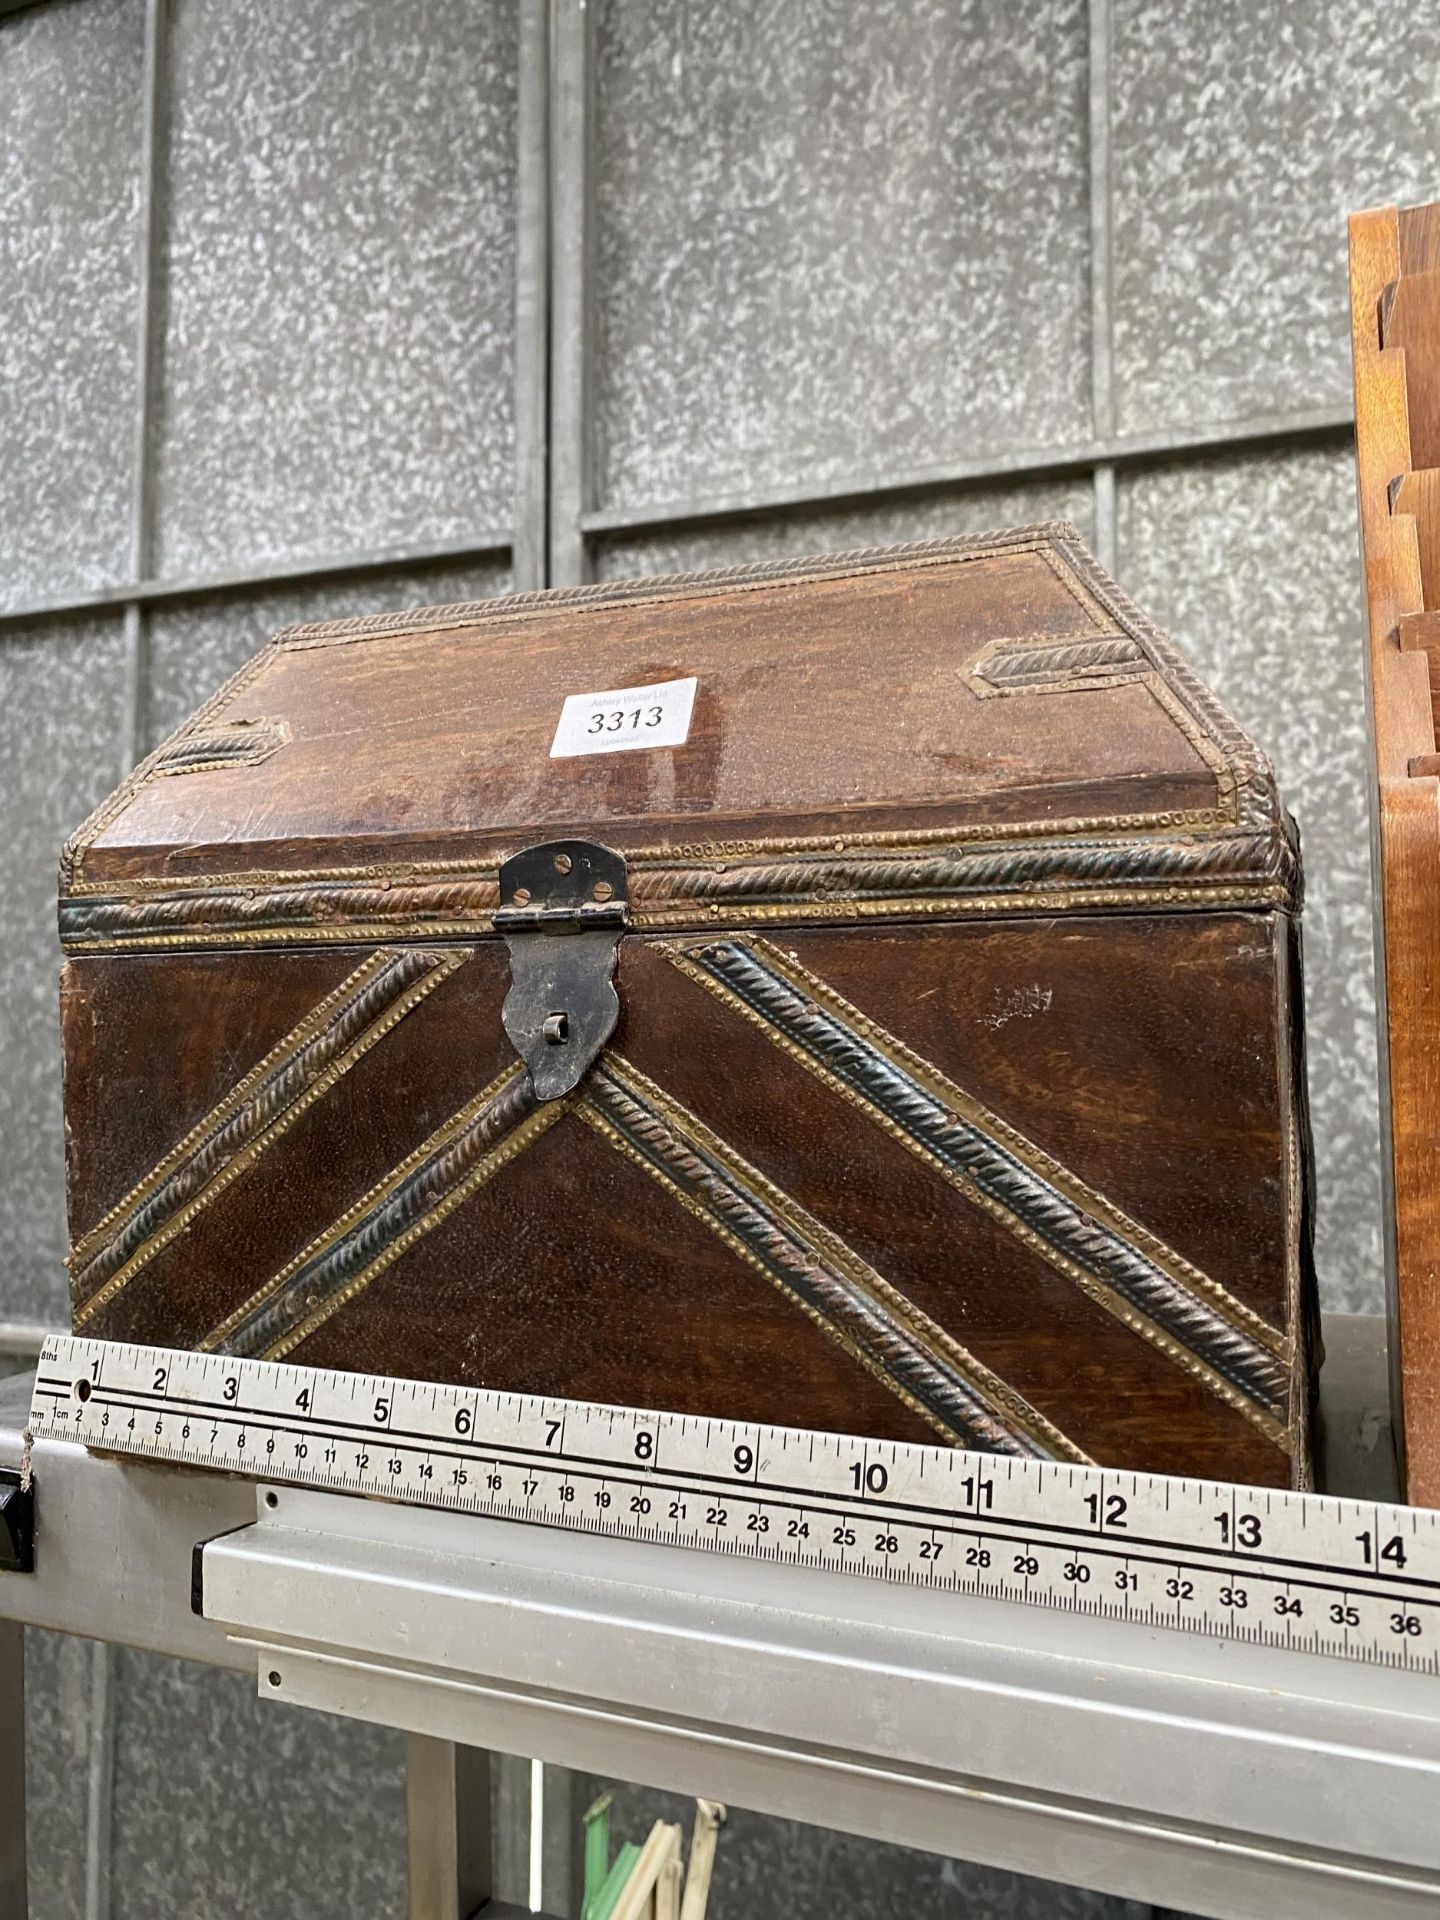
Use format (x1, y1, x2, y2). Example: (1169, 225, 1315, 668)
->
(495, 839, 628, 1100)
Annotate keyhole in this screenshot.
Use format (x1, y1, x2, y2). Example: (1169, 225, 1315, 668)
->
(543, 1012, 570, 1046)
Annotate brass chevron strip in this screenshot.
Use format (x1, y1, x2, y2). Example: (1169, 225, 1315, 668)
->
(71, 947, 469, 1332)
(199, 1064, 563, 1361)
(966, 633, 1150, 692)
(665, 937, 1291, 1450)
(579, 1056, 1090, 1462)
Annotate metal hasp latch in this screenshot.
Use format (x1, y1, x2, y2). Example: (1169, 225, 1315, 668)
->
(496, 839, 628, 1100)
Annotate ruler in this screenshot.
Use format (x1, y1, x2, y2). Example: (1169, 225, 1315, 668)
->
(28, 1332, 1440, 1675)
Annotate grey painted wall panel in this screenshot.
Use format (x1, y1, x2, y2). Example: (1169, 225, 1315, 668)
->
(144, 558, 512, 745)
(1116, 442, 1381, 1313)
(109, 1650, 405, 1920)
(25, 1630, 91, 1920)
(1111, 0, 1440, 433)
(0, 617, 131, 1327)
(0, 0, 142, 613)
(593, 481, 1096, 580)
(152, 0, 518, 580)
(591, 0, 1091, 512)
(565, 1777, 1154, 1920)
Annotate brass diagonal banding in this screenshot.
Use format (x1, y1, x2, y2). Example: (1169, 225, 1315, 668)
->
(71, 946, 469, 1331)
(199, 1064, 561, 1361)
(666, 937, 1291, 1449)
(580, 1056, 1089, 1462)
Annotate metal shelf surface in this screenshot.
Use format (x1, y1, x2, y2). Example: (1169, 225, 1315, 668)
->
(1, 1325, 1438, 1920)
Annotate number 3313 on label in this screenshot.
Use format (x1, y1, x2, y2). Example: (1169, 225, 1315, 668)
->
(550, 675, 698, 758)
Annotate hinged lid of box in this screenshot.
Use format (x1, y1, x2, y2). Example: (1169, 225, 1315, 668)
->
(60, 526, 1296, 952)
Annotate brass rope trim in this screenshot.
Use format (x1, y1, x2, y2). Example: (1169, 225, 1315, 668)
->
(580, 1057, 1090, 1461)
(965, 637, 1240, 826)
(148, 719, 291, 778)
(71, 949, 402, 1266)
(58, 879, 1296, 957)
(578, 1100, 980, 1452)
(257, 1103, 565, 1362)
(664, 939, 1290, 1450)
(195, 1064, 560, 1360)
(61, 638, 283, 890)
(62, 801, 1239, 898)
(67, 532, 1073, 889)
(748, 937, 1286, 1359)
(604, 1059, 1088, 1457)
(70, 948, 469, 1330)
(274, 528, 1079, 645)
(62, 524, 1284, 923)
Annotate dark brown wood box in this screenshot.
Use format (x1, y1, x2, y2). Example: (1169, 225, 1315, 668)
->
(57, 527, 1317, 1485)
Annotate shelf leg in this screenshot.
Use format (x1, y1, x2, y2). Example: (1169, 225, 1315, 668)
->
(0, 1621, 26, 1920)
(405, 1735, 491, 1920)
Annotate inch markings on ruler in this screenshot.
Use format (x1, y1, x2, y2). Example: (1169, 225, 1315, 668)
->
(27, 1333, 1440, 1676)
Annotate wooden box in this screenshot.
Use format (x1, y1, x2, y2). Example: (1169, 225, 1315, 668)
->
(58, 528, 1317, 1483)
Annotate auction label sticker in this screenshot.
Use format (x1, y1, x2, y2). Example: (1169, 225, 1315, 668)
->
(550, 675, 697, 758)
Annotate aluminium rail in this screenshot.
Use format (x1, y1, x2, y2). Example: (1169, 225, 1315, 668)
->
(1, 1318, 1437, 1920)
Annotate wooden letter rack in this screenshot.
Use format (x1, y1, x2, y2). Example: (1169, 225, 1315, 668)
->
(1350, 198, 1440, 1503)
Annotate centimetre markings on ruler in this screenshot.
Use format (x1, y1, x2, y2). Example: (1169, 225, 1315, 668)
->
(28, 1332, 1440, 1675)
